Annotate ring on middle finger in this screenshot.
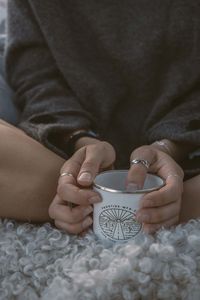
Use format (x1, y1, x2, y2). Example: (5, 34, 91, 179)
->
(131, 159, 151, 170)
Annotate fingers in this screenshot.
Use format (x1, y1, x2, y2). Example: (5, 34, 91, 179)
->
(51, 142, 116, 235)
(57, 183, 102, 206)
(59, 142, 115, 189)
(136, 199, 180, 224)
(139, 174, 183, 209)
(136, 174, 182, 225)
(76, 145, 103, 186)
(49, 195, 93, 223)
(55, 217, 93, 235)
(76, 142, 116, 186)
(127, 145, 156, 190)
(127, 144, 184, 191)
(57, 142, 115, 207)
(142, 215, 179, 234)
(136, 200, 180, 234)
(49, 195, 93, 234)
(59, 163, 101, 206)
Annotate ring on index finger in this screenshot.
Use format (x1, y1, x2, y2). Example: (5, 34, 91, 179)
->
(131, 159, 151, 170)
(60, 172, 74, 178)
(60, 172, 76, 208)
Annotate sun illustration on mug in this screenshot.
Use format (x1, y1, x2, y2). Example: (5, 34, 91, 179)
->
(99, 208, 142, 241)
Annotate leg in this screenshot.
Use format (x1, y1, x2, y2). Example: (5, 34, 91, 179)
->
(0, 120, 65, 223)
(179, 174, 200, 223)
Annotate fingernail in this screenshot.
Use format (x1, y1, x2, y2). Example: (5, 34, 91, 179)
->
(126, 183, 139, 192)
(78, 172, 92, 182)
(89, 196, 102, 204)
(82, 216, 93, 229)
(83, 206, 93, 217)
(136, 213, 150, 223)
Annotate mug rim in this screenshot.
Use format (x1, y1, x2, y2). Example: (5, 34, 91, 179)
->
(93, 170, 165, 194)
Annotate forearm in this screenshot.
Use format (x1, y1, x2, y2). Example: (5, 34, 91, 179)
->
(5, 1, 92, 159)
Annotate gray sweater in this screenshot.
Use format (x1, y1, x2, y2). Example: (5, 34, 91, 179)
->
(4, 0, 200, 175)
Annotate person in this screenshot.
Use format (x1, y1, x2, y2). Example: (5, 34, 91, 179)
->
(1, 0, 199, 234)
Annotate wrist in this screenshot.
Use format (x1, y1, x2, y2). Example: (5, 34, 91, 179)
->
(66, 129, 100, 155)
(75, 136, 100, 151)
(152, 139, 176, 157)
(151, 139, 195, 161)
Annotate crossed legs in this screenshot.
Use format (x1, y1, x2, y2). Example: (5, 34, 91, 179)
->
(0, 119, 199, 226)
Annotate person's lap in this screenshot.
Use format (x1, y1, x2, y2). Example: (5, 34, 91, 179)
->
(0, 34, 199, 227)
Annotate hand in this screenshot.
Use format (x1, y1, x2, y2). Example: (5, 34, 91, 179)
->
(127, 145, 184, 233)
(48, 140, 116, 234)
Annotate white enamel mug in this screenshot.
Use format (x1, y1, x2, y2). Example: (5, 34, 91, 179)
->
(93, 170, 165, 242)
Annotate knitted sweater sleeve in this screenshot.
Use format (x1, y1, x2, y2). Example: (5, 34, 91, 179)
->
(4, 0, 94, 159)
(144, 87, 200, 177)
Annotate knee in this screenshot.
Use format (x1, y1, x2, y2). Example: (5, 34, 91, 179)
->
(0, 119, 16, 131)
(0, 123, 12, 153)
(0, 122, 23, 156)
(0, 118, 9, 126)
(0, 119, 25, 137)
(0, 120, 10, 134)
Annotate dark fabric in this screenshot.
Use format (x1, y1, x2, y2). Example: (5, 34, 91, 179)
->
(0, 1, 6, 35)
(0, 35, 19, 124)
(4, 0, 200, 175)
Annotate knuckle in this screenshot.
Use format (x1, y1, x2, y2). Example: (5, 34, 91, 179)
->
(88, 142, 104, 154)
(57, 183, 66, 199)
(160, 189, 171, 204)
(131, 145, 155, 162)
(99, 141, 109, 149)
(54, 220, 62, 230)
(175, 164, 184, 179)
(71, 210, 84, 223)
(77, 189, 90, 204)
(67, 223, 82, 235)
(150, 210, 162, 223)
(135, 145, 152, 154)
(82, 160, 96, 170)
(60, 165, 66, 175)
(144, 197, 160, 208)
(100, 141, 115, 154)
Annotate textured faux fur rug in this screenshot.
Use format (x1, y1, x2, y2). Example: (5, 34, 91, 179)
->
(1, 219, 200, 300)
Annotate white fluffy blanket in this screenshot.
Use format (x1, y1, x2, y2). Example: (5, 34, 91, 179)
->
(1, 218, 200, 300)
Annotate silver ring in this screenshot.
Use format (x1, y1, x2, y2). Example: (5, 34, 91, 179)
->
(60, 172, 74, 178)
(131, 159, 151, 170)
